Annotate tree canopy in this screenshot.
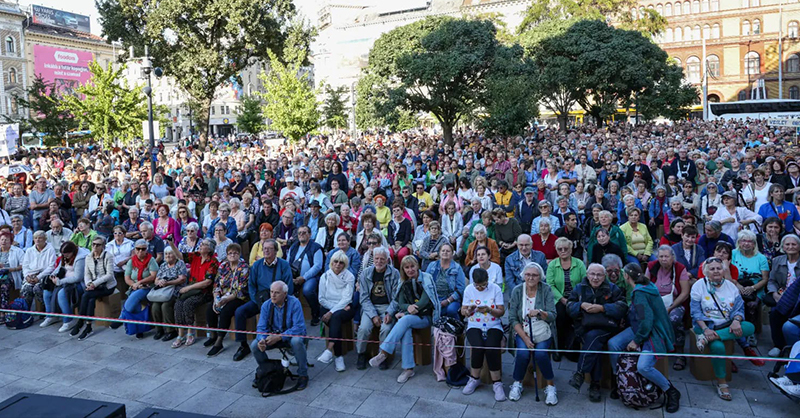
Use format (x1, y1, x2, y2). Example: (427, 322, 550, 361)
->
(258, 48, 319, 142)
(236, 95, 265, 134)
(7, 74, 76, 146)
(518, 0, 666, 36)
(321, 85, 349, 130)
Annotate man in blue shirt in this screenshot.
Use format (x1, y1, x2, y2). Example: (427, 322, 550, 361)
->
(234, 239, 292, 362)
(757, 184, 800, 233)
(287, 226, 324, 326)
(251, 280, 308, 391)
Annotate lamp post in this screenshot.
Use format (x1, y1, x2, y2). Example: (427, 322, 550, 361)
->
(131, 46, 163, 180)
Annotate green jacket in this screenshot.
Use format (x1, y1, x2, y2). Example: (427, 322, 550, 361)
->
(586, 225, 628, 262)
(545, 257, 586, 303)
(629, 283, 675, 354)
(507, 281, 557, 347)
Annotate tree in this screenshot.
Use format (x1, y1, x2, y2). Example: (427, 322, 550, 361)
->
(475, 44, 538, 136)
(5, 74, 77, 146)
(637, 63, 700, 121)
(360, 17, 513, 145)
(97, 0, 309, 149)
(60, 61, 149, 147)
(517, 0, 665, 36)
(236, 95, 265, 134)
(321, 85, 349, 130)
(258, 47, 319, 142)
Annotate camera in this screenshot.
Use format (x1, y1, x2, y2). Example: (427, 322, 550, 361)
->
(731, 177, 744, 191)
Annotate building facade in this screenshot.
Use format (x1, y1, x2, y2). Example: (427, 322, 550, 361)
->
(642, 0, 800, 102)
(0, 2, 27, 119)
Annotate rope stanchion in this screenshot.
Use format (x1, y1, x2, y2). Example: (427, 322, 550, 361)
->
(2, 308, 798, 363)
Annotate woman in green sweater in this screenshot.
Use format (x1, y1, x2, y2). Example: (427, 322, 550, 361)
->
(608, 263, 680, 413)
(586, 210, 628, 263)
(545, 237, 586, 361)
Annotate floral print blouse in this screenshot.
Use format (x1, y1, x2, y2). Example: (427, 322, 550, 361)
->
(214, 259, 249, 301)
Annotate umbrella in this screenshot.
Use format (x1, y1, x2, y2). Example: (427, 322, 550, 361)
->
(0, 164, 32, 177)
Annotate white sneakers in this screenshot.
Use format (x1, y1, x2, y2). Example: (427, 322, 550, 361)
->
(509, 381, 523, 401)
(369, 351, 387, 368)
(493, 382, 506, 401)
(317, 349, 334, 364)
(40, 317, 58, 328)
(769, 347, 782, 357)
(462, 376, 480, 395)
(770, 375, 800, 396)
(397, 369, 415, 383)
(58, 319, 78, 333)
(334, 356, 346, 372)
(544, 385, 558, 405)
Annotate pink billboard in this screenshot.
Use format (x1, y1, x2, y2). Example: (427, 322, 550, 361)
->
(33, 44, 94, 96)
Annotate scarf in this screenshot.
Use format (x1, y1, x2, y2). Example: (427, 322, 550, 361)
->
(131, 252, 153, 282)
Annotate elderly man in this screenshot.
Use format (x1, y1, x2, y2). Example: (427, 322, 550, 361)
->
(122, 207, 144, 240)
(531, 201, 561, 235)
(356, 246, 400, 370)
(251, 281, 309, 392)
(138, 222, 164, 264)
(697, 221, 735, 258)
(504, 234, 548, 291)
(46, 218, 72, 256)
(287, 226, 324, 326)
(515, 187, 539, 234)
(670, 148, 697, 186)
(21, 231, 57, 324)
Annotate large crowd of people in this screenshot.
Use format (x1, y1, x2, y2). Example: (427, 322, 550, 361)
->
(1, 118, 800, 410)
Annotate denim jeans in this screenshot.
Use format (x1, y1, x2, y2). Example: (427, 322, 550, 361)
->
(440, 297, 461, 319)
(608, 327, 670, 391)
(783, 315, 800, 347)
(303, 277, 320, 319)
(356, 304, 393, 354)
(513, 335, 555, 381)
(57, 284, 83, 323)
(380, 314, 432, 370)
(250, 336, 308, 377)
(123, 288, 150, 314)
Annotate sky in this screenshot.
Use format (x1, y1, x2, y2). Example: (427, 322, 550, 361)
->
(17, 0, 321, 37)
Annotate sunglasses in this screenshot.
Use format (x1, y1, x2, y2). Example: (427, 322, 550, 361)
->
(331, 260, 345, 265)
(135, 248, 147, 251)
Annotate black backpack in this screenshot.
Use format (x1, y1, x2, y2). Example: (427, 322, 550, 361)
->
(254, 303, 299, 397)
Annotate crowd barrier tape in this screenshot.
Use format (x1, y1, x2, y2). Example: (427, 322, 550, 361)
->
(1, 308, 798, 364)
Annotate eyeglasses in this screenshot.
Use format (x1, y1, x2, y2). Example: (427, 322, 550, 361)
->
(331, 260, 345, 265)
(92, 243, 105, 247)
(556, 247, 571, 252)
(135, 248, 147, 251)
(368, 241, 379, 246)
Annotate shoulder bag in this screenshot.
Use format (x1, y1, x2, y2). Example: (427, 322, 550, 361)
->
(147, 283, 176, 302)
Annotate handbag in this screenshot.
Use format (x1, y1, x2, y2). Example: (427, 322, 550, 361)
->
(147, 285, 176, 302)
(523, 290, 551, 343)
(178, 288, 203, 300)
(290, 245, 311, 279)
(707, 278, 734, 331)
(581, 312, 618, 331)
(432, 315, 465, 336)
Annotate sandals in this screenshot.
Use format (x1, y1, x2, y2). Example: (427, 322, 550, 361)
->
(171, 336, 186, 348)
(673, 357, 687, 371)
(716, 383, 732, 401)
(186, 333, 196, 346)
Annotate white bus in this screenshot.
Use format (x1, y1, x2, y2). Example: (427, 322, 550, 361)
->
(708, 99, 800, 121)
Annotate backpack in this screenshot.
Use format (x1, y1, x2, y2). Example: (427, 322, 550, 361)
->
(4, 298, 33, 330)
(445, 361, 470, 388)
(254, 356, 299, 396)
(616, 353, 663, 409)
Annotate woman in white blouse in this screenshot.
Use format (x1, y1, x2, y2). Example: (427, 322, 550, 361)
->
(316, 251, 356, 372)
(441, 201, 464, 246)
(711, 191, 762, 239)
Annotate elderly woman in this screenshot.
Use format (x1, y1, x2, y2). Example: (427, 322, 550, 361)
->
(712, 191, 762, 239)
(205, 243, 249, 357)
(730, 229, 769, 348)
(608, 263, 681, 412)
(567, 263, 627, 403)
(545, 237, 586, 361)
(212, 223, 233, 262)
(153, 204, 181, 243)
(11, 215, 32, 249)
(315, 251, 356, 371)
(387, 202, 413, 266)
(620, 207, 653, 264)
(369, 256, 437, 383)
(149, 246, 187, 342)
(532, 218, 557, 261)
(46, 241, 90, 333)
(315, 212, 343, 254)
(587, 210, 628, 263)
(645, 245, 692, 370)
(441, 201, 463, 246)
(206, 203, 238, 241)
(357, 212, 385, 254)
(70, 236, 116, 340)
(691, 258, 756, 401)
(0, 231, 25, 321)
(460, 268, 507, 401)
(418, 221, 447, 272)
(465, 224, 500, 267)
(508, 262, 558, 404)
(5, 183, 29, 227)
(178, 222, 202, 255)
(250, 223, 283, 265)
(170, 238, 218, 348)
(425, 243, 466, 319)
(767, 234, 800, 355)
(107, 226, 134, 293)
(111, 239, 159, 337)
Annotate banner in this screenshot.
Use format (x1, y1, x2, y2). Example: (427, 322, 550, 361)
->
(767, 118, 800, 127)
(0, 124, 19, 157)
(31, 5, 91, 34)
(33, 44, 94, 97)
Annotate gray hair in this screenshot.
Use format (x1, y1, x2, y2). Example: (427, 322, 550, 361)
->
(185, 222, 199, 232)
(657, 245, 675, 257)
(372, 246, 390, 259)
(522, 262, 545, 280)
(271, 280, 289, 294)
(473, 224, 487, 235)
(781, 234, 800, 252)
(736, 229, 759, 253)
(228, 198, 241, 209)
(537, 217, 551, 228)
(706, 220, 722, 232)
(10, 214, 23, 222)
(669, 196, 683, 204)
(32, 230, 46, 239)
(516, 234, 532, 244)
(201, 238, 216, 253)
(325, 212, 340, 224)
(601, 254, 623, 270)
(587, 263, 607, 276)
(139, 222, 154, 231)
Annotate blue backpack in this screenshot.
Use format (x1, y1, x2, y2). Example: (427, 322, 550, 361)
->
(4, 298, 33, 330)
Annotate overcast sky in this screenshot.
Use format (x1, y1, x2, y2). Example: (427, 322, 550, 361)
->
(18, 0, 321, 36)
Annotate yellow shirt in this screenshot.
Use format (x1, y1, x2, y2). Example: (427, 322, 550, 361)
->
(250, 240, 283, 265)
(494, 191, 514, 217)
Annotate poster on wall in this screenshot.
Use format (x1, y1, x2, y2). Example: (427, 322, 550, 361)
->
(31, 5, 91, 34)
(0, 124, 19, 157)
(33, 44, 94, 96)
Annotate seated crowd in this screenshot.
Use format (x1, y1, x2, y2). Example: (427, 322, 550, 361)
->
(2, 119, 800, 409)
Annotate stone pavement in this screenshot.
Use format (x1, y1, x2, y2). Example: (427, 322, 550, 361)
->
(0, 319, 795, 418)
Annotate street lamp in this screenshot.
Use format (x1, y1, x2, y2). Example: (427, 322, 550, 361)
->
(131, 46, 163, 180)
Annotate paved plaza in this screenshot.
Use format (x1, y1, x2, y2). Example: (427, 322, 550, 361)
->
(0, 319, 795, 418)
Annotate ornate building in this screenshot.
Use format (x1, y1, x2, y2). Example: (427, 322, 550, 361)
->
(0, 2, 26, 119)
(643, 0, 800, 102)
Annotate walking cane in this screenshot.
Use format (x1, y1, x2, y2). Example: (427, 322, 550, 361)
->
(528, 316, 540, 402)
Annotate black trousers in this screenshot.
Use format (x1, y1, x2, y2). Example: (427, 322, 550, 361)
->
(321, 307, 356, 356)
(207, 298, 246, 340)
(78, 287, 115, 319)
(466, 328, 504, 372)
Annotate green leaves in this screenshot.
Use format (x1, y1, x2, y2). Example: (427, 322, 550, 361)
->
(236, 95, 265, 134)
(59, 61, 149, 147)
(6, 74, 76, 146)
(257, 49, 320, 142)
(321, 85, 349, 130)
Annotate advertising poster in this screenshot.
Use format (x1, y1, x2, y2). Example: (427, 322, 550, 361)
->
(31, 5, 91, 34)
(33, 44, 94, 96)
(0, 124, 19, 157)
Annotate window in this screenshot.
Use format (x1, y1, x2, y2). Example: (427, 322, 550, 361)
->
(657, 4, 663, 15)
(673, 57, 682, 67)
(791, 86, 800, 100)
(226, 106, 230, 114)
(684, 1, 690, 14)
(687, 56, 701, 83)
(631, 7, 638, 19)
(753, 19, 760, 35)
(743, 20, 750, 36)
(7, 68, 16, 84)
(788, 54, 800, 73)
(752, 0, 759, 5)
(4, 36, 14, 54)
(211, 106, 215, 115)
(790, 21, 799, 38)
(711, 0, 719, 11)
(692, 0, 700, 13)
(745, 51, 760, 75)
(685, 26, 692, 40)
(738, 90, 748, 101)
(693, 25, 701, 40)
(666, 28, 674, 42)
(707, 55, 720, 77)
(702, 0, 709, 12)
(675, 1, 682, 15)
(675, 27, 683, 42)
(666, 3, 672, 15)
(703, 24, 711, 40)
(712, 23, 720, 39)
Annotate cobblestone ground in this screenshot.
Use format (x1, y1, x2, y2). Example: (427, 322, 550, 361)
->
(0, 318, 795, 417)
